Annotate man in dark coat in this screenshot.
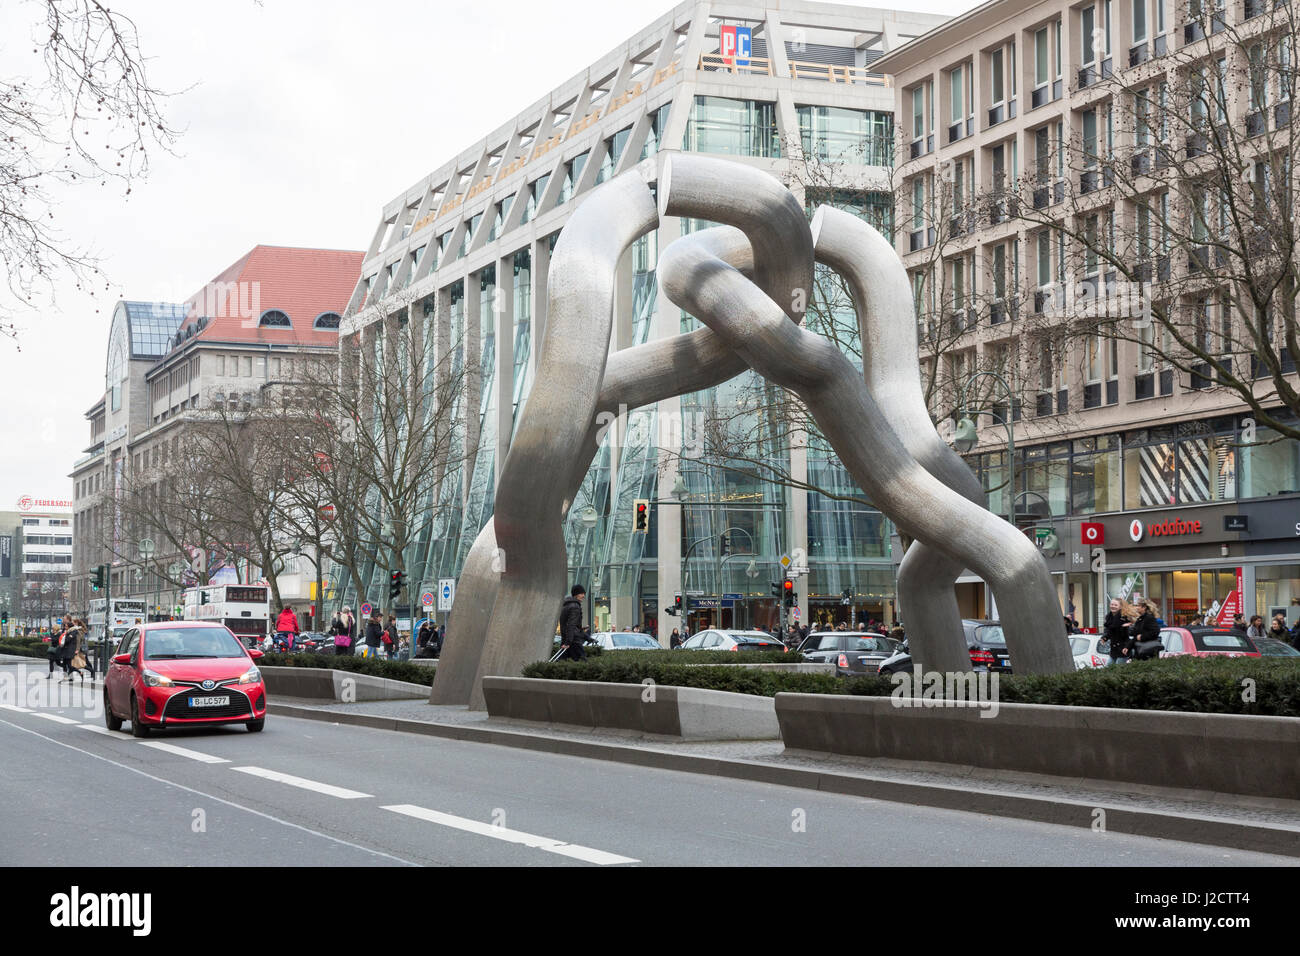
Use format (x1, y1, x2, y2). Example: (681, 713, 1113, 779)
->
(363, 612, 384, 657)
(559, 585, 587, 661)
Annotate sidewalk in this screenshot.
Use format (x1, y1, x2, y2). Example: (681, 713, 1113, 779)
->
(269, 694, 1300, 859)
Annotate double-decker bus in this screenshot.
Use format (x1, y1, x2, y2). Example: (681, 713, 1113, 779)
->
(182, 584, 271, 647)
(88, 598, 147, 646)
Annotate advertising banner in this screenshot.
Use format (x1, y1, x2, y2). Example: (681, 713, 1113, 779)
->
(0, 535, 9, 578)
(1214, 567, 1245, 625)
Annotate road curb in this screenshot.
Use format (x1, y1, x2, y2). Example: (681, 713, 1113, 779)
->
(269, 701, 1300, 858)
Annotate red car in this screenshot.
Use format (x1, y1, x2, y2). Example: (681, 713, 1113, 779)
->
(1158, 626, 1261, 659)
(104, 621, 268, 736)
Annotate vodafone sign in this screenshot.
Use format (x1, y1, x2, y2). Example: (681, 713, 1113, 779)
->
(1081, 522, 1105, 545)
(1128, 516, 1203, 542)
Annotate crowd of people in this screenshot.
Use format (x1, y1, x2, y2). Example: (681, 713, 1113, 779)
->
(45, 618, 95, 681)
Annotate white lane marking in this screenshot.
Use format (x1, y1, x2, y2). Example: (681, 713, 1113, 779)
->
(32, 712, 80, 725)
(138, 740, 230, 764)
(382, 804, 639, 865)
(0, 704, 32, 713)
(231, 766, 372, 799)
(0, 718, 416, 865)
(79, 724, 114, 735)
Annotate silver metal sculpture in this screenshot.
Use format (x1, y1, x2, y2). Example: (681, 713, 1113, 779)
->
(432, 155, 1072, 710)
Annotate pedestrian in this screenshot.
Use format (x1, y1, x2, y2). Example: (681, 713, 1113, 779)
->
(362, 611, 384, 658)
(1246, 615, 1266, 639)
(382, 614, 399, 659)
(56, 620, 82, 681)
(47, 624, 64, 679)
(1232, 613, 1247, 631)
(65, 619, 95, 681)
(418, 620, 433, 650)
(669, 627, 682, 648)
(275, 604, 300, 653)
(1268, 613, 1291, 642)
(559, 585, 587, 662)
(1103, 599, 1131, 665)
(1129, 600, 1162, 659)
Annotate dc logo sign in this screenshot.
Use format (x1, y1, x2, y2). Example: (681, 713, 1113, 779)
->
(1081, 522, 1105, 545)
(1129, 519, 1144, 542)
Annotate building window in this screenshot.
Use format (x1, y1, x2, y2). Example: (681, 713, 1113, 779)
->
(686, 96, 779, 158)
(797, 106, 892, 166)
(1034, 28, 1049, 89)
(314, 312, 342, 330)
(258, 310, 291, 328)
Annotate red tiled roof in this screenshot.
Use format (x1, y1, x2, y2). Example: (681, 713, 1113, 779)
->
(180, 245, 363, 347)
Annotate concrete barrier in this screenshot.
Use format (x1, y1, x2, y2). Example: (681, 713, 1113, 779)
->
(483, 677, 780, 740)
(775, 693, 1300, 800)
(261, 666, 429, 702)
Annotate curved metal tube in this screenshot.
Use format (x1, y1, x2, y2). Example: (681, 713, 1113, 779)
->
(462, 174, 659, 709)
(658, 239, 1074, 675)
(464, 161, 815, 708)
(812, 207, 977, 673)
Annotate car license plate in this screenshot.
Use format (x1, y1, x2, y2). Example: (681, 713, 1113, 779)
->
(188, 696, 229, 708)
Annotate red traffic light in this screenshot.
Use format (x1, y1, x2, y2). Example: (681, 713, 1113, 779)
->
(783, 579, 793, 591)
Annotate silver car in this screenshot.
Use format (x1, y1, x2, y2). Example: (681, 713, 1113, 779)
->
(798, 631, 901, 676)
(590, 631, 662, 650)
(679, 629, 788, 652)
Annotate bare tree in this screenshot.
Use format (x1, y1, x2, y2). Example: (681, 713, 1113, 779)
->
(1012, 2, 1300, 439)
(1, 0, 178, 342)
(286, 287, 469, 624)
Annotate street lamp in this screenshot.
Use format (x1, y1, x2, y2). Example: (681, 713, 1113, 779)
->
(580, 506, 598, 630)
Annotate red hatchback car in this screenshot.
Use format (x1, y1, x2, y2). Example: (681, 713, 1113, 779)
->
(104, 621, 268, 735)
(1158, 626, 1262, 659)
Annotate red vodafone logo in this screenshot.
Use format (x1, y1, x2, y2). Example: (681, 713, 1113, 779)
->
(1129, 519, 1144, 542)
(1081, 522, 1105, 545)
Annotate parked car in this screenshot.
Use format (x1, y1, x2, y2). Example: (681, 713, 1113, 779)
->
(877, 620, 1013, 675)
(1252, 636, 1300, 658)
(590, 631, 662, 650)
(1157, 626, 1261, 659)
(678, 629, 788, 652)
(104, 621, 267, 736)
(1069, 634, 1112, 669)
(295, 631, 331, 653)
(798, 632, 901, 676)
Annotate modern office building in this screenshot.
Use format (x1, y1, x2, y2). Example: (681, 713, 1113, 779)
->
(342, 0, 949, 635)
(0, 497, 73, 630)
(877, 0, 1300, 628)
(70, 246, 363, 622)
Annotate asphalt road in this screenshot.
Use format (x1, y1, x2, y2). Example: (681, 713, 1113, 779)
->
(0, 668, 1291, 867)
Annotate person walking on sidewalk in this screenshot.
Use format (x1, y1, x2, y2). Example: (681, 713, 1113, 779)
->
(559, 585, 588, 662)
(363, 611, 384, 658)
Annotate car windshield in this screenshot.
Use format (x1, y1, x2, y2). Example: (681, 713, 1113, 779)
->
(611, 633, 659, 648)
(144, 627, 247, 659)
(1069, 637, 1091, 656)
(973, 624, 1006, 645)
(1194, 631, 1253, 651)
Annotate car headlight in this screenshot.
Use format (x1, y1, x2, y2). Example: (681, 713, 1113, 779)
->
(238, 666, 261, 684)
(142, 669, 174, 687)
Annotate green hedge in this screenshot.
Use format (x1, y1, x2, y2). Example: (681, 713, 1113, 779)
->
(523, 657, 841, 697)
(258, 652, 435, 687)
(844, 656, 1300, 717)
(0, 639, 52, 658)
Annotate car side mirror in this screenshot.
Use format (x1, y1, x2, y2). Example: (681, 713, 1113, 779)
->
(248, 648, 264, 660)
(112, 653, 131, 666)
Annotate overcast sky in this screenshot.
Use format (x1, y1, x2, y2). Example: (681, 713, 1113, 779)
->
(0, 0, 980, 509)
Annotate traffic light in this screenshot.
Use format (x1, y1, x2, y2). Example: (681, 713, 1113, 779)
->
(783, 577, 795, 608)
(0, 610, 7, 625)
(719, 533, 730, 556)
(200, 589, 210, 605)
(633, 498, 649, 533)
(390, 570, 405, 600)
(90, 565, 105, 591)
(770, 581, 783, 599)
(665, 594, 681, 617)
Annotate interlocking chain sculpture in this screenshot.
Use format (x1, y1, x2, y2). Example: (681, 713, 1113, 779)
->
(432, 156, 1073, 709)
